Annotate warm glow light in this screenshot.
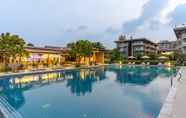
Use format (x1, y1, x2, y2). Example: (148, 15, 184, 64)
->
(119, 61, 122, 65)
(80, 70, 86, 80)
(166, 67, 171, 71)
(161, 52, 173, 55)
(165, 61, 172, 67)
(15, 76, 38, 84)
(14, 73, 60, 84)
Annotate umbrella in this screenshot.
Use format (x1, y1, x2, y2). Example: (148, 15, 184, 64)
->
(27, 54, 41, 61)
(141, 55, 150, 59)
(158, 56, 168, 60)
(128, 56, 136, 59)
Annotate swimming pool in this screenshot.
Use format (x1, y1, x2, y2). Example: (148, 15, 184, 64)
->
(0, 65, 177, 118)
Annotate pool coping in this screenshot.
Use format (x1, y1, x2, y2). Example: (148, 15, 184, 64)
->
(158, 67, 183, 118)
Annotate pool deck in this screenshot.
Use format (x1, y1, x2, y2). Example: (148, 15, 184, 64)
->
(171, 67, 186, 118)
(158, 67, 186, 118)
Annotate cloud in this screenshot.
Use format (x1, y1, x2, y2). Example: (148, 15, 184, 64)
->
(121, 0, 186, 42)
(122, 0, 169, 34)
(168, 4, 186, 25)
(0, 0, 185, 48)
(77, 25, 88, 31)
(0, 0, 148, 48)
(64, 25, 88, 33)
(160, 0, 186, 24)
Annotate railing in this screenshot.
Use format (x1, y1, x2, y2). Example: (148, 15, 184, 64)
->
(177, 71, 182, 81)
(0, 97, 23, 118)
(170, 67, 182, 87)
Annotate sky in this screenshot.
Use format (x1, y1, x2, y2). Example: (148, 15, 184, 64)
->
(0, 0, 186, 48)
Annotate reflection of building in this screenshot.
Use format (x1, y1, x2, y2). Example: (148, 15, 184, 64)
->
(157, 40, 176, 55)
(115, 35, 158, 57)
(0, 72, 66, 110)
(107, 66, 174, 85)
(66, 68, 106, 96)
(174, 25, 186, 53)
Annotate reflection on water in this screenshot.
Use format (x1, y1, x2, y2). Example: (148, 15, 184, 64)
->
(0, 65, 176, 118)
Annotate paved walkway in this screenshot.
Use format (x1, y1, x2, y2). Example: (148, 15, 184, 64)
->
(158, 67, 186, 118)
(171, 67, 186, 118)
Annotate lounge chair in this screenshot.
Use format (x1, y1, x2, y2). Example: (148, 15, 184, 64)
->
(128, 62, 131, 65)
(158, 62, 163, 66)
(141, 62, 146, 65)
(146, 62, 150, 65)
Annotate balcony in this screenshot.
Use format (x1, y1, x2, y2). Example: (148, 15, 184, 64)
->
(132, 42, 144, 46)
(181, 33, 186, 39)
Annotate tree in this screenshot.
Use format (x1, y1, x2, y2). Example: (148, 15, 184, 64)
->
(172, 51, 186, 65)
(109, 48, 124, 63)
(27, 43, 34, 47)
(92, 42, 105, 50)
(67, 40, 93, 64)
(0, 32, 27, 65)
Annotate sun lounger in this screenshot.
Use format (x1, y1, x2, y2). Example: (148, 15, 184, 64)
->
(141, 62, 146, 65)
(158, 62, 163, 66)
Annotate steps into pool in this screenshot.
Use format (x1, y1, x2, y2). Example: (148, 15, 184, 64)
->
(0, 97, 23, 118)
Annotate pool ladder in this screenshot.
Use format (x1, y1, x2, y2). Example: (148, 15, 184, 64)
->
(0, 97, 23, 118)
(177, 71, 182, 81)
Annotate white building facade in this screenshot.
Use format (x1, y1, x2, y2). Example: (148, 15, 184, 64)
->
(174, 26, 186, 53)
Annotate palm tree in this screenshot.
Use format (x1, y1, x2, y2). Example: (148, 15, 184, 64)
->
(92, 42, 105, 50)
(0, 33, 27, 71)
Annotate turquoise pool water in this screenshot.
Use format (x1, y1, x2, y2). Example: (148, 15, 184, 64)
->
(0, 65, 177, 118)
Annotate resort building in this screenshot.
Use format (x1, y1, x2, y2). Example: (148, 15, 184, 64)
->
(174, 25, 186, 53)
(157, 40, 176, 55)
(12, 45, 105, 68)
(0, 44, 105, 71)
(115, 35, 158, 58)
(79, 48, 105, 65)
(21, 46, 68, 68)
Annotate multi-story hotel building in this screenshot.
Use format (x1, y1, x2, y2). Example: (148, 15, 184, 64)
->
(174, 25, 186, 53)
(115, 35, 158, 57)
(157, 40, 176, 54)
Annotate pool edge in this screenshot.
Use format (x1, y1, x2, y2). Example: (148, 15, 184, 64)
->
(158, 67, 182, 118)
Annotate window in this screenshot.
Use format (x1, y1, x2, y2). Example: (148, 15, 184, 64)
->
(134, 46, 144, 51)
(183, 38, 186, 43)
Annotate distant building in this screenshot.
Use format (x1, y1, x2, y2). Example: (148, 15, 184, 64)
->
(115, 35, 158, 58)
(174, 25, 186, 53)
(157, 40, 176, 55)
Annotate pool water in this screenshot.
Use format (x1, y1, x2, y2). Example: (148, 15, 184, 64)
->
(0, 65, 177, 118)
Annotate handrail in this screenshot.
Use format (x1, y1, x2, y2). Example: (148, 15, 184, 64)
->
(171, 67, 182, 87)
(177, 72, 182, 81)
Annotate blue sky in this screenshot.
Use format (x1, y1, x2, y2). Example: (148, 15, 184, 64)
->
(0, 0, 186, 48)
